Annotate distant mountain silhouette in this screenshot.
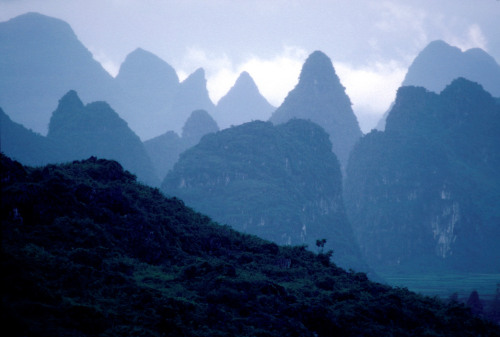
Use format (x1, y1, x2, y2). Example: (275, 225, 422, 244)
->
(162, 119, 366, 271)
(345, 78, 500, 274)
(214, 71, 275, 129)
(182, 109, 219, 143)
(145, 109, 219, 180)
(114, 48, 180, 139)
(169, 68, 216, 134)
(403, 40, 500, 96)
(269, 51, 362, 168)
(0, 12, 116, 134)
(46, 90, 159, 186)
(376, 40, 500, 130)
(0, 13, 219, 140)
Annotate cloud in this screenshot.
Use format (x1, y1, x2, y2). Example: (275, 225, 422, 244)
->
(237, 47, 307, 106)
(334, 60, 406, 132)
(176, 46, 307, 106)
(88, 47, 121, 77)
(374, 1, 429, 53)
(448, 24, 488, 51)
(176, 45, 406, 132)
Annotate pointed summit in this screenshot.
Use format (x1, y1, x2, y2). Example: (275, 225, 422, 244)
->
(46, 91, 159, 186)
(170, 68, 215, 133)
(48, 90, 85, 137)
(214, 71, 275, 129)
(58, 90, 85, 110)
(233, 71, 258, 90)
(269, 50, 362, 168)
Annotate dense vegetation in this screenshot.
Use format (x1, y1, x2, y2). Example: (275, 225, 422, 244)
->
(2, 153, 499, 336)
(345, 78, 500, 274)
(162, 119, 365, 271)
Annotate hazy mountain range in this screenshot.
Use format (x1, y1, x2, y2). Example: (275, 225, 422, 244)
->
(0, 12, 274, 140)
(1, 10, 500, 317)
(376, 39, 500, 130)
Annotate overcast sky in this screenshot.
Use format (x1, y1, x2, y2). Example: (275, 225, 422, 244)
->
(1, 0, 499, 131)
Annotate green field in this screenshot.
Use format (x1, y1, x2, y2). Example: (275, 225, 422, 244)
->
(379, 273, 500, 301)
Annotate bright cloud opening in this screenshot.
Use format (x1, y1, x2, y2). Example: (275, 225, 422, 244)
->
(334, 60, 406, 132)
(176, 46, 307, 106)
(449, 23, 488, 52)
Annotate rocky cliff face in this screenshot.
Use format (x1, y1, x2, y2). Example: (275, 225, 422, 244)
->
(214, 71, 275, 129)
(269, 51, 362, 168)
(162, 119, 366, 271)
(344, 78, 500, 273)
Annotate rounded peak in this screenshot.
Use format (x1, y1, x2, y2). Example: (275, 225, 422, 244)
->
(3, 12, 76, 38)
(463, 47, 499, 65)
(425, 40, 453, 49)
(302, 51, 333, 71)
(298, 50, 338, 85)
(58, 90, 84, 110)
(117, 48, 179, 83)
(306, 50, 331, 62)
(441, 77, 492, 103)
(233, 71, 258, 90)
(419, 40, 462, 56)
(125, 47, 161, 62)
(182, 109, 219, 140)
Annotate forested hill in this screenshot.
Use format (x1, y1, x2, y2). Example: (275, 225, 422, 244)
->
(344, 78, 500, 274)
(2, 153, 499, 336)
(162, 119, 365, 271)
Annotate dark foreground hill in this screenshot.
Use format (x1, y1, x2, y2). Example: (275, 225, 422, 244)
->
(2, 157, 499, 336)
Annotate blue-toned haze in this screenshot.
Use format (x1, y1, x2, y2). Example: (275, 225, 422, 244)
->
(1, 0, 498, 131)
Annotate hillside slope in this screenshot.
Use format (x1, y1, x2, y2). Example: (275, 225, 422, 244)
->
(2, 154, 499, 336)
